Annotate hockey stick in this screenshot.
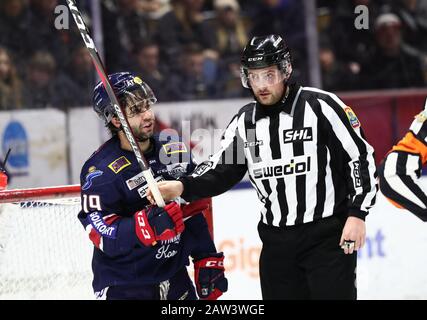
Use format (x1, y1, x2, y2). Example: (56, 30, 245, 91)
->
(65, 0, 165, 207)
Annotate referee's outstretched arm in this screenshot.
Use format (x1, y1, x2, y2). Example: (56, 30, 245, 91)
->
(179, 114, 248, 202)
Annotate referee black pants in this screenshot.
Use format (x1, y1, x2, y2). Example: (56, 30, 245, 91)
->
(258, 214, 357, 300)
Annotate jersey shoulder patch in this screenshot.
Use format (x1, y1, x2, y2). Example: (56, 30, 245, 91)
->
(108, 156, 131, 174)
(162, 141, 188, 155)
(82, 166, 104, 190)
(344, 106, 360, 129)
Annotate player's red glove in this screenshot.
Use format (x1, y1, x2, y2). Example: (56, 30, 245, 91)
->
(193, 252, 228, 300)
(134, 202, 184, 246)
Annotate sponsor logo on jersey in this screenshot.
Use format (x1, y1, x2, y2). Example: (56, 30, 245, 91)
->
(283, 128, 313, 143)
(137, 175, 165, 198)
(126, 172, 146, 190)
(192, 161, 213, 176)
(166, 162, 188, 178)
(82, 168, 103, 190)
(352, 160, 362, 188)
(108, 156, 131, 174)
(244, 140, 263, 148)
(162, 142, 187, 155)
(252, 156, 311, 179)
(344, 106, 360, 129)
(156, 234, 181, 259)
(156, 245, 178, 259)
(88, 212, 117, 239)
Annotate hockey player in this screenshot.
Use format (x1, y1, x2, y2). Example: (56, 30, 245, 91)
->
(78, 72, 227, 300)
(148, 34, 377, 299)
(379, 99, 427, 220)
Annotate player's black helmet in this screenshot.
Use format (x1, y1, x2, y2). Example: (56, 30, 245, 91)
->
(240, 34, 292, 88)
(93, 72, 157, 124)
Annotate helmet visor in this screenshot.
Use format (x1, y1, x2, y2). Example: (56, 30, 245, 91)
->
(119, 85, 157, 118)
(246, 68, 286, 88)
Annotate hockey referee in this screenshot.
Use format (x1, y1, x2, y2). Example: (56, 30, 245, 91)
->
(378, 99, 427, 221)
(148, 34, 378, 300)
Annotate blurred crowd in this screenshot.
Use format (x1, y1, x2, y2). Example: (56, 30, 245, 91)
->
(0, 0, 426, 111)
(318, 0, 427, 92)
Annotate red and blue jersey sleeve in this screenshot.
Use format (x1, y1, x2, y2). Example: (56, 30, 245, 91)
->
(78, 165, 141, 257)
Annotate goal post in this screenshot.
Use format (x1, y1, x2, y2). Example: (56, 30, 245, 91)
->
(0, 185, 93, 300)
(0, 185, 213, 299)
(0, 185, 81, 203)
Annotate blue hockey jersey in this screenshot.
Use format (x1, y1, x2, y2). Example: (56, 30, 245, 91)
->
(78, 135, 216, 292)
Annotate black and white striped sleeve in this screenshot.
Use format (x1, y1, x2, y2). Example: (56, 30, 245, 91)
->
(179, 114, 248, 202)
(378, 108, 427, 221)
(318, 93, 377, 220)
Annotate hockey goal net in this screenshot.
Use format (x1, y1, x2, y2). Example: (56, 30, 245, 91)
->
(0, 185, 213, 300)
(0, 185, 93, 299)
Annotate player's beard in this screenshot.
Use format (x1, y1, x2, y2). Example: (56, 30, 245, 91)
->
(133, 123, 154, 142)
(135, 132, 150, 142)
(254, 85, 284, 106)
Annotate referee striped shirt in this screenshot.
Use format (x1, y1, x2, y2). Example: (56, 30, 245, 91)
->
(180, 84, 378, 227)
(379, 103, 427, 221)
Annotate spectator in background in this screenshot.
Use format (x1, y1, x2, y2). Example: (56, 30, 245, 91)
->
(132, 41, 176, 102)
(389, 0, 427, 55)
(0, 0, 31, 63)
(249, 0, 305, 44)
(326, 0, 379, 68)
(361, 13, 425, 90)
(22, 51, 81, 110)
(388, 0, 427, 81)
(102, 0, 154, 71)
(68, 46, 96, 107)
(169, 43, 217, 100)
(156, 0, 217, 69)
(139, 0, 171, 19)
(213, 0, 247, 60)
(0, 47, 23, 110)
(213, 0, 249, 98)
(236, 0, 259, 14)
(28, 0, 79, 72)
(247, 0, 307, 83)
(318, 37, 358, 92)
